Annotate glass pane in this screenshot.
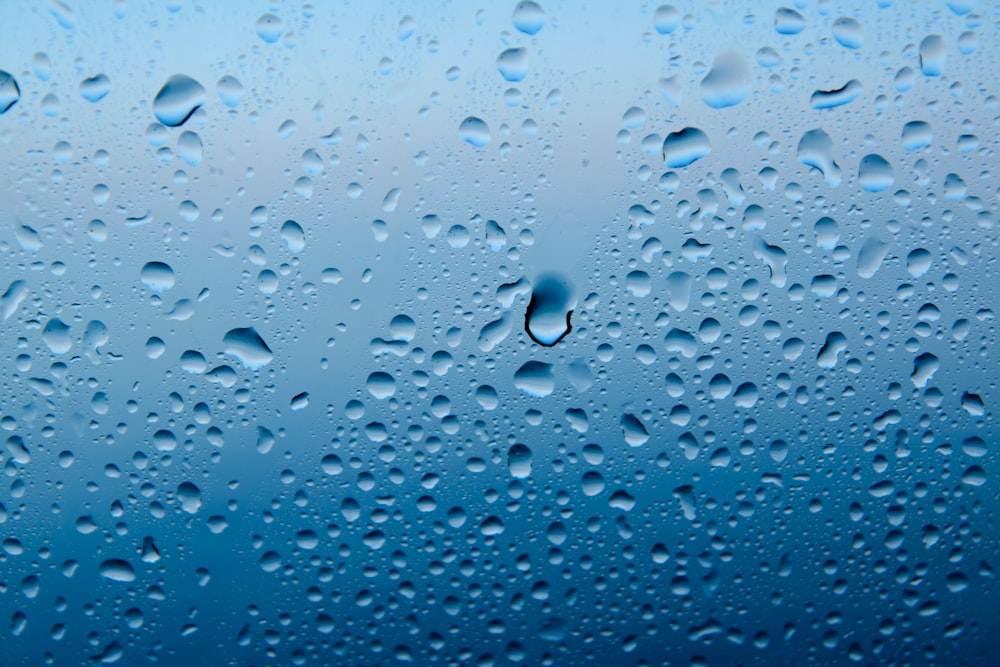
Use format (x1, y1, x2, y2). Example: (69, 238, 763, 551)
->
(1, 2, 996, 665)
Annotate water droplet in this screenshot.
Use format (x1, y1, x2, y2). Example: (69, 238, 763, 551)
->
(280, 220, 305, 252)
(919, 34, 946, 76)
(911, 352, 939, 388)
(524, 274, 575, 346)
(153, 74, 206, 127)
(99, 559, 136, 582)
(858, 153, 893, 192)
(700, 52, 750, 108)
(256, 13, 284, 43)
(0, 70, 20, 114)
(398, 15, 416, 40)
(653, 5, 680, 34)
(856, 237, 888, 278)
(620, 413, 649, 446)
(512, 1, 545, 34)
(176, 481, 202, 514)
(140, 261, 175, 292)
(797, 129, 841, 187)
(810, 79, 862, 109)
(1, 280, 29, 320)
(42, 318, 72, 354)
(513, 361, 555, 397)
(662, 127, 711, 168)
(507, 444, 533, 478)
(223, 327, 273, 370)
(366, 372, 396, 399)
(217, 75, 244, 107)
(831, 17, 863, 49)
(961, 465, 986, 487)
(774, 7, 806, 34)
(496, 48, 529, 82)
(459, 116, 490, 147)
(79, 73, 110, 102)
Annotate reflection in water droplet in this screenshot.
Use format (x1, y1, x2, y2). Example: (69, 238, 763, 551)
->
(153, 74, 206, 127)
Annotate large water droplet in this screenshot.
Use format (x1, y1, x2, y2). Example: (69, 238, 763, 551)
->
(140, 261, 175, 292)
(919, 34, 946, 76)
(512, 1, 545, 34)
(79, 73, 111, 102)
(217, 75, 244, 107)
(700, 52, 750, 108)
(810, 79, 862, 109)
(0, 71, 19, 114)
(797, 128, 842, 187)
(524, 274, 575, 346)
(513, 361, 555, 397)
(223, 327, 273, 370)
(858, 153, 893, 192)
(366, 371, 396, 399)
(653, 5, 680, 34)
(459, 116, 490, 147)
(42, 318, 72, 354)
(774, 7, 806, 34)
(831, 17, 863, 49)
(153, 74, 206, 127)
(496, 48, 529, 82)
(256, 13, 284, 43)
(662, 127, 711, 168)
(620, 413, 649, 447)
(507, 444, 533, 478)
(99, 559, 136, 582)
